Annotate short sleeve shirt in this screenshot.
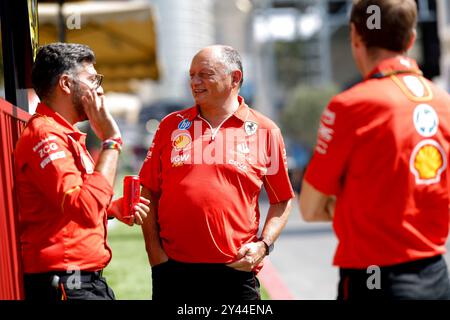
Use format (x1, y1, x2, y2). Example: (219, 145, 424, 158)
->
(305, 57, 450, 268)
(140, 96, 294, 263)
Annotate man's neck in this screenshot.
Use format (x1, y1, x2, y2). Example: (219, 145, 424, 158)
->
(199, 95, 240, 128)
(43, 99, 78, 125)
(362, 50, 407, 78)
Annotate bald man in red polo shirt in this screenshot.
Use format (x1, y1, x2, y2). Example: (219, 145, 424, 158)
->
(300, 0, 450, 300)
(139, 45, 294, 300)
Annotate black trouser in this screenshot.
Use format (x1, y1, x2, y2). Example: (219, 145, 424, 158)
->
(151, 259, 261, 301)
(24, 270, 115, 301)
(337, 255, 450, 300)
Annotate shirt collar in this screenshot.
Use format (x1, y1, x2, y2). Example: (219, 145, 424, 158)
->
(366, 56, 421, 80)
(186, 96, 249, 122)
(35, 102, 86, 140)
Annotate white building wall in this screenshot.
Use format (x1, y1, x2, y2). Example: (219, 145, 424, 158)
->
(144, 0, 215, 102)
(438, 0, 450, 91)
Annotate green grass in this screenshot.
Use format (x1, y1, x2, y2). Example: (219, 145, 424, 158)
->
(103, 221, 151, 300)
(260, 285, 270, 300)
(104, 222, 271, 300)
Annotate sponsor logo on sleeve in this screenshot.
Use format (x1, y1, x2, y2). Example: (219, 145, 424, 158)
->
(322, 108, 336, 126)
(32, 136, 58, 152)
(410, 139, 446, 185)
(315, 108, 336, 155)
(37, 142, 59, 158)
(144, 150, 152, 162)
(143, 143, 155, 162)
(413, 104, 438, 137)
(315, 123, 335, 155)
(33, 136, 67, 169)
(40, 151, 66, 169)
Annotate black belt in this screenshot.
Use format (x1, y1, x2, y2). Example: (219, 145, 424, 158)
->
(58, 270, 103, 283)
(25, 270, 103, 285)
(340, 255, 443, 274)
(382, 255, 442, 273)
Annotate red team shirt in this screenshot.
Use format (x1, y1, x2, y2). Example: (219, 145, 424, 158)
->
(15, 103, 113, 273)
(140, 96, 294, 264)
(305, 57, 450, 268)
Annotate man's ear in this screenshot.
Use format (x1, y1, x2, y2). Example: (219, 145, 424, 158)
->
(231, 70, 242, 88)
(350, 23, 362, 49)
(58, 74, 72, 95)
(406, 29, 417, 51)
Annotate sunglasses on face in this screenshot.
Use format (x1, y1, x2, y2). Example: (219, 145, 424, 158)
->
(90, 73, 104, 89)
(73, 72, 104, 90)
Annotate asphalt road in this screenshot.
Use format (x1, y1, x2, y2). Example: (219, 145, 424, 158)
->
(259, 196, 450, 300)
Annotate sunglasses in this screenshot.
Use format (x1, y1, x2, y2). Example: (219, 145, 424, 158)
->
(90, 73, 104, 89)
(73, 72, 104, 90)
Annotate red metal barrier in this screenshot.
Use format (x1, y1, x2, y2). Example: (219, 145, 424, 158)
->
(0, 98, 30, 300)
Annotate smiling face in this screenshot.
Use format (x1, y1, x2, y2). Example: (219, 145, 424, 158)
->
(189, 48, 234, 108)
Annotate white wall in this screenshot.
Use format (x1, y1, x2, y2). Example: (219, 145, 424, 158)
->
(142, 0, 215, 103)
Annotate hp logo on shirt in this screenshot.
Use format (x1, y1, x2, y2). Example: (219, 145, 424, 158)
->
(178, 119, 192, 130)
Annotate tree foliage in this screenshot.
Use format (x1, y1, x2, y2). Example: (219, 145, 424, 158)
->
(280, 84, 338, 147)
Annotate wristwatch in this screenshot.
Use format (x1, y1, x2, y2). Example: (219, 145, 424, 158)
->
(260, 238, 274, 256)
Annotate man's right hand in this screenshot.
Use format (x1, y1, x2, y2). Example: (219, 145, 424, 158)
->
(226, 241, 266, 272)
(140, 187, 169, 268)
(81, 88, 121, 140)
(108, 197, 150, 226)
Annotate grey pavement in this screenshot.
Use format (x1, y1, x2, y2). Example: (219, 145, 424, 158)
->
(259, 196, 450, 300)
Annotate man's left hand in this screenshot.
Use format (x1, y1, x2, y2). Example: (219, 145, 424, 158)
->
(108, 196, 150, 226)
(226, 241, 266, 272)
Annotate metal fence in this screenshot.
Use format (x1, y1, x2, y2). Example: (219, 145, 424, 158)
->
(0, 98, 30, 300)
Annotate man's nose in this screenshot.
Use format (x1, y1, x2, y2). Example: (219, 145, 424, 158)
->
(190, 74, 202, 85)
(96, 86, 104, 96)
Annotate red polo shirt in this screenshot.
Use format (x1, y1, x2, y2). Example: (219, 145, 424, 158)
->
(305, 57, 450, 268)
(15, 103, 113, 273)
(140, 96, 294, 264)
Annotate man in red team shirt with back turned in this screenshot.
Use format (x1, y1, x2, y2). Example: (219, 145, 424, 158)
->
(299, 0, 450, 300)
(139, 45, 294, 300)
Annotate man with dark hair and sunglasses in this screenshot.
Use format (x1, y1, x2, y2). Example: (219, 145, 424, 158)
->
(14, 42, 150, 300)
(299, 0, 450, 300)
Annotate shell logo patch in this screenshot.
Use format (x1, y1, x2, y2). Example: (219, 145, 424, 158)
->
(173, 133, 192, 151)
(410, 139, 447, 185)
